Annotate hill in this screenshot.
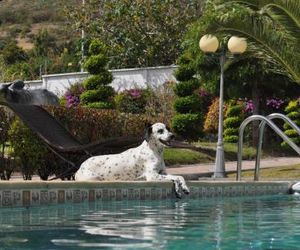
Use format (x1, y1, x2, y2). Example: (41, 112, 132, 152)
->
(0, 0, 78, 50)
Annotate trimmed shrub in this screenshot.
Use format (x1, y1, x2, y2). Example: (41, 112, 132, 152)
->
(172, 113, 202, 140)
(81, 86, 115, 104)
(287, 111, 300, 120)
(226, 105, 244, 117)
(173, 95, 202, 114)
(282, 99, 300, 148)
(174, 65, 196, 82)
(83, 73, 113, 90)
(83, 54, 109, 75)
(223, 102, 245, 143)
(80, 38, 115, 109)
(173, 80, 200, 97)
(224, 116, 243, 128)
(204, 97, 219, 134)
(223, 128, 239, 137)
(172, 53, 208, 140)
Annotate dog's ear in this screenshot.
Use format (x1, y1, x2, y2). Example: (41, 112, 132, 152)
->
(144, 123, 152, 142)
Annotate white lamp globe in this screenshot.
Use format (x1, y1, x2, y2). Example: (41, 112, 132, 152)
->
(227, 36, 247, 54)
(199, 35, 219, 53)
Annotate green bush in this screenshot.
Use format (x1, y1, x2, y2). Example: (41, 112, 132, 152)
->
(284, 129, 299, 138)
(85, 102, 114, 109)
(287, 111, 300, 120)
(80, 38, 114, 108)
(223, 102, 245, 143)
(172, 113, 202, 140)
(83, 73, 113, 90)
(285, 100, 298, 113)
(88, 39, 106, 55)
(283, 120, 300, 130)
(224, 116, 243, 128)
(282, 99, 300, 148)
(8, 118, 47, 180)
(114, 88, 151, 114)
(224, 135, 239, 143)
(174, 95, 202, 114)
(83, 54, 108, 75)
(173, 80, 200, 97)
(226, 105, 244, 117)
(223, 127, 239, 137)
(81, 86, 115, 104)
(174, 65, 196, 82)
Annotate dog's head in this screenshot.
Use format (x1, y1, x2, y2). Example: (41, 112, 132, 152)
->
(145, 123, 174, 147)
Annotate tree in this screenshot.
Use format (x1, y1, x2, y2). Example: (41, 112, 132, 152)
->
(209, 0, 300, 84)
(178, 0, 300, 144)
(64, 0, 203, 68)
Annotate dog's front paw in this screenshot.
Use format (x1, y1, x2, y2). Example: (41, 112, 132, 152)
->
(182, 187, 190, 195)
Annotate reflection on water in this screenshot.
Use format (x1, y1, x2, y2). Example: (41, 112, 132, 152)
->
(0, 195, 300, 249)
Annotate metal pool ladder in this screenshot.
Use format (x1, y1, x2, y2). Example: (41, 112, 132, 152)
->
(236, 113, 300, 181)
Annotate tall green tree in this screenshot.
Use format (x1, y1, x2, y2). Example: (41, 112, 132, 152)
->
(209, 0, 300, 84)
(64, 0, 203, 68)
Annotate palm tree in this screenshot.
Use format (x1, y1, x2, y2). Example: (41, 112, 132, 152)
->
(212, 0, 300, 84)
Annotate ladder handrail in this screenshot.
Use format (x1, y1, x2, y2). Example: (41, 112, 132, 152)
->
(254, 113, 300, 181)
(237, 115, 300, 181)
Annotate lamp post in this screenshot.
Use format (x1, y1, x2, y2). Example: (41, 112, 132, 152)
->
(199, 35, 247, 178)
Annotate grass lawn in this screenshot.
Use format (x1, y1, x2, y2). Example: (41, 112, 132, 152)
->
(227, 164, 300, 180)
(164, 142, 257, 166)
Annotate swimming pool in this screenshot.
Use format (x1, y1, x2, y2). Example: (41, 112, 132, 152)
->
(0, 194, 299, 249)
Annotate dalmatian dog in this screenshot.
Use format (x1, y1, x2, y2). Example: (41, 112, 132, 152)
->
(75, 123, 190, 198)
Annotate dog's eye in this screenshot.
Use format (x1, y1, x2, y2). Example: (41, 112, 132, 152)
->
(157, 129, 164, 134)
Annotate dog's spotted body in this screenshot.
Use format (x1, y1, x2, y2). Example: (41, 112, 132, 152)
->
(75, 123, 190, 198)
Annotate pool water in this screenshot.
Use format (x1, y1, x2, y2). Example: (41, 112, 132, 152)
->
(0, 195, 300, 250)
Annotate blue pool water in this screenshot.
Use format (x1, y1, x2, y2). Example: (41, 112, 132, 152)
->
(0, 195, 300, 249)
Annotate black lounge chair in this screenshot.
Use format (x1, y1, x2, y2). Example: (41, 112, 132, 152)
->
(0, 101, 142, 179)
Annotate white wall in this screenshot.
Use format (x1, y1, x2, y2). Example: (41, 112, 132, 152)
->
(25, 65, 178, 96)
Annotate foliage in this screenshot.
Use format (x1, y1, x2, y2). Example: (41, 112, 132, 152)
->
(282, 99, 300, 147)
(173, 94, 202, 114)
(204, 97, 219, 134)
(8, 118, 47, 180)
(80, 39, 115, 109)
(208, 0, 300, 84)
(115, 88, 151, 114)
(171, 113, 201, 140)
(173, 79, 200, 97)
(61, 82, 85, 108)
(1, 41, 28, 65)
(64, 0, 203, 68)
(223, 101, 245, 143)
(44, 106, 154, 143)
(172, 53, 212, 140)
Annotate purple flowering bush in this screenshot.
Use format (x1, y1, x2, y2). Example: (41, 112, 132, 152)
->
(114, 88, 151, 114)
(266, 97, 285, 111)
(243, 99, 254, 114)
(61, 83, 85, 108)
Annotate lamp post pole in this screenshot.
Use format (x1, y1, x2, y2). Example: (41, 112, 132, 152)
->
(199, 35, 247, 178)
(214, 50, 226, 178)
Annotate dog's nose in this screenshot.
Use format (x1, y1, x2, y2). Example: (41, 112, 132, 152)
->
(170, 134, 175, 140)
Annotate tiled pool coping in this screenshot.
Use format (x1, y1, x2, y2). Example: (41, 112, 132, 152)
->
(0, 181, 293, 208)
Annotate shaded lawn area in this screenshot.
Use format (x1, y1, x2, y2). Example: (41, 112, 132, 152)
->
(227, 164, 300, 180)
